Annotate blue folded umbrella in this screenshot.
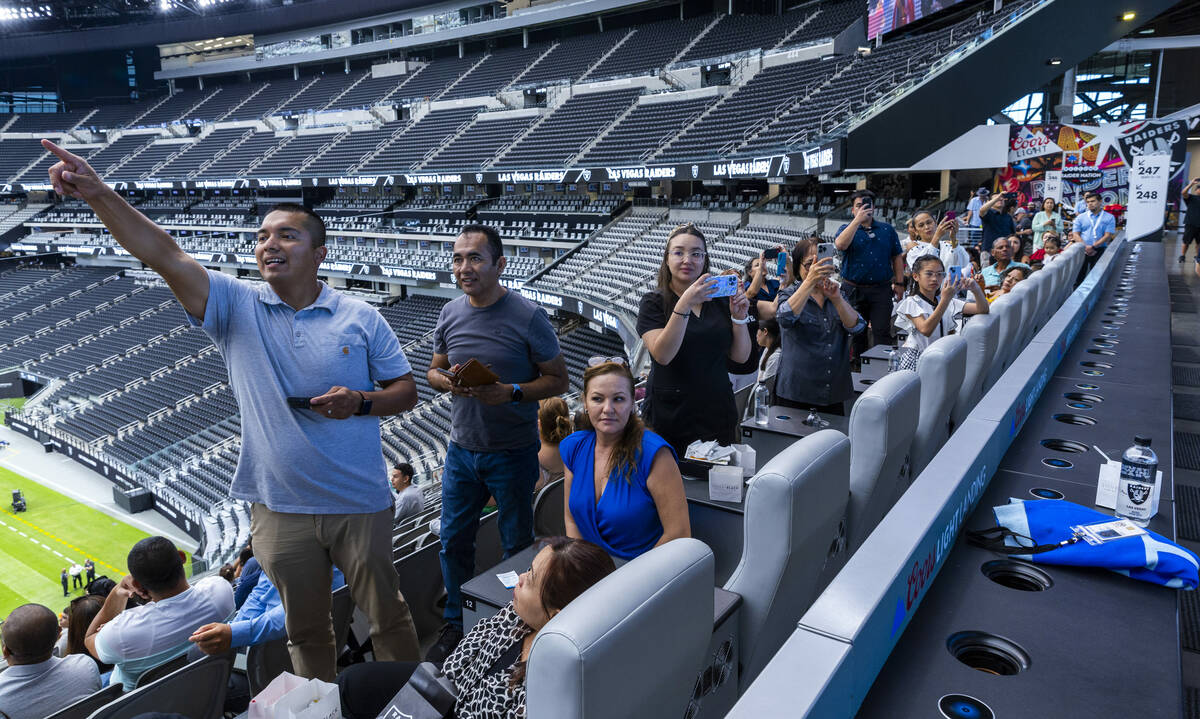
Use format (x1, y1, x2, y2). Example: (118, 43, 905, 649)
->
(981, 498, 1199, 590)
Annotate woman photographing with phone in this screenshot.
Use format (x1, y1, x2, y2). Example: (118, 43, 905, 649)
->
(637, 223, 751, 457)
(773, 237, 865, 416)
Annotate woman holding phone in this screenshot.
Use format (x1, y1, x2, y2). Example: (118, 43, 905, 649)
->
(1032, 197, 1064, 249)
(637, 223, 751, 457)
(904, 211, 960, 270)
(773, 237, 865, 415)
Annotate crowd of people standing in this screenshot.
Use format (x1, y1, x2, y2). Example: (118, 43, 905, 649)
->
(1, 138, 1130, 719)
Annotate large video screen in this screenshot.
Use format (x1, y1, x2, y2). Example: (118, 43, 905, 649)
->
(867, 0, 969, 40)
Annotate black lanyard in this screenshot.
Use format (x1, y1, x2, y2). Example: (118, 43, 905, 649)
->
(966, 526, 1080, 555)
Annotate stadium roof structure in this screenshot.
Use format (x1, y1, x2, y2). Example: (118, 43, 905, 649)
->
(0, 0, 450, 59)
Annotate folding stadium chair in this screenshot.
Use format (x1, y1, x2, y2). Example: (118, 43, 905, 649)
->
(45, 683, 123, 719)
(133, 652, 188, 688)
(87, 654, 231, 719)
(533, 478, 565, 538)
(246, 637, 292, 696)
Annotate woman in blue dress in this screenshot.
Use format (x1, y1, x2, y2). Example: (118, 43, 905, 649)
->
(560, 359, 691, 560)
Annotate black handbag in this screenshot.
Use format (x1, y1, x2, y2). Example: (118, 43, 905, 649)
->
(375, 662, 458, 719)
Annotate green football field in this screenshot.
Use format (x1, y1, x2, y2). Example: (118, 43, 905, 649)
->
(0, 465, 190, 617)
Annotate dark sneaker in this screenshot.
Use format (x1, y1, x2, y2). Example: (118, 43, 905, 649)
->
(1181, 254, 1188, 263)
(424, 624, 463, 666)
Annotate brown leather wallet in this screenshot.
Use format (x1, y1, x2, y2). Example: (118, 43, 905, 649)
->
(453, 358, 500, 387)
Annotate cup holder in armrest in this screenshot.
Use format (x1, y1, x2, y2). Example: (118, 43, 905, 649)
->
(946, 631, 1031, 675)
(1041, 457, 1074, 469)
(1053, 413, 1097, 426)
(1040, 439, 1089, 453)
(981, 559, 1054, 591)
(1064, 391, 1103, 404)
(939, 694, 996, 719)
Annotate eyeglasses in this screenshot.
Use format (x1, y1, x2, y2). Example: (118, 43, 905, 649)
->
(588, 356, 628, 367)
(669, 250, 706, 261)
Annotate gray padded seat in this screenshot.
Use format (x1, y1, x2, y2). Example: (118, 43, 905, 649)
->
(846, 370, 920, 552)
(983, 294, 1020, 392)
(1009, 280, 1039, 348)
(1029, 268, 1053, 330)
(87, 655, 231, 719)
(533, 477, 565, 538)
(951, 312, 999, 431)
(724, 428, 850, 690)
(910, 335, 967, 480)
(525, 538, 714, 719)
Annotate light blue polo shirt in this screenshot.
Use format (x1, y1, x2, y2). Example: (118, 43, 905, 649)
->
(1073, 210, 1116, 246)
(187, 270, 411, 514)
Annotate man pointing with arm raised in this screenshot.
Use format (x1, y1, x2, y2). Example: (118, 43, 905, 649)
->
(41, 139, 422, 680)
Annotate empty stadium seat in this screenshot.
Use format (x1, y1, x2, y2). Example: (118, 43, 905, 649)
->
(724, 429, 850, 690)
(910, 335, 967, 479)
(525, 538, 714, 719)
(983, 294, 1021, 391)
(846, 370, 920, 552)
(533, 477, 565, 538)
(951, 312, 999, 431)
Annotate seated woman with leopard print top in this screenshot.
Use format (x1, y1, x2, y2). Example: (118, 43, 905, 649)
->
(337, 536, 615, 719)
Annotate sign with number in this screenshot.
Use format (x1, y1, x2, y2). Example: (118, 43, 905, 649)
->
(1042, 170, 1063, 203)
(1126, 153, 1171, 241)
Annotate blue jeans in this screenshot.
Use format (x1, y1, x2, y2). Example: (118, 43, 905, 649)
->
(439, 441, 539, 628)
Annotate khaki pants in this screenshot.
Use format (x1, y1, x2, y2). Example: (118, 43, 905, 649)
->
(251, 504, 421, 681)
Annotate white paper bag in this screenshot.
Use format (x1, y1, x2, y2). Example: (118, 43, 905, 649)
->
(732, 443, 756, 478)
(249, 671, 342, 719)
(709, 465, 744, 503)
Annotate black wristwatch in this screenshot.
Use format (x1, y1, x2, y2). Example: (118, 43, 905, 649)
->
(354, 391, 373, 416)
(510, 383, 524, 404)
(891, 281, 905, 287)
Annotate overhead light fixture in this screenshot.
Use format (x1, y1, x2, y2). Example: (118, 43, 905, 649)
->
(1047, 57, 1062, 66)
(1121, 10, 1136, 21)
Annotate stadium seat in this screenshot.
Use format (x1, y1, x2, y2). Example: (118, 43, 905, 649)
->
(983, 294, 1021, 392)
(246, 637, 292, 696)
(395, 543, 445, 643)
(133, 653, 187, 688)
(723, 429, 850, 691)
(533, 477, 565, 538)
(910, 335, 967, 480)
(525, 538, 714, 719)
(951, 312, 999, 431)
(1009, 280, 1040, 348)
(44, 684, 123, 719)
(845, 370, 920, 553)
(87, 654, 231, 719)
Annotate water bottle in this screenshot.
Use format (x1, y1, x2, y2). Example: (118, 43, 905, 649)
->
(753, 383, 770, 425)
(888, 347, 901, 373)
(1115, 435, 1158, 527)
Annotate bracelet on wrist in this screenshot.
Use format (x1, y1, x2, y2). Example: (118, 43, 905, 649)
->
(672, 309, 689, 317)
(731, 315, 751, 325)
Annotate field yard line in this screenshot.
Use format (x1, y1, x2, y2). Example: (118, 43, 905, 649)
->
(0, 514, 124, 575)
(0, 437, 196, 548)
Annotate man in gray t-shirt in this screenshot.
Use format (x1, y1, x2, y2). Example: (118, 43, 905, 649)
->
(425, 224, 567, 663)
(391, 463, 423, 525)
(0, 604, 101, 719)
